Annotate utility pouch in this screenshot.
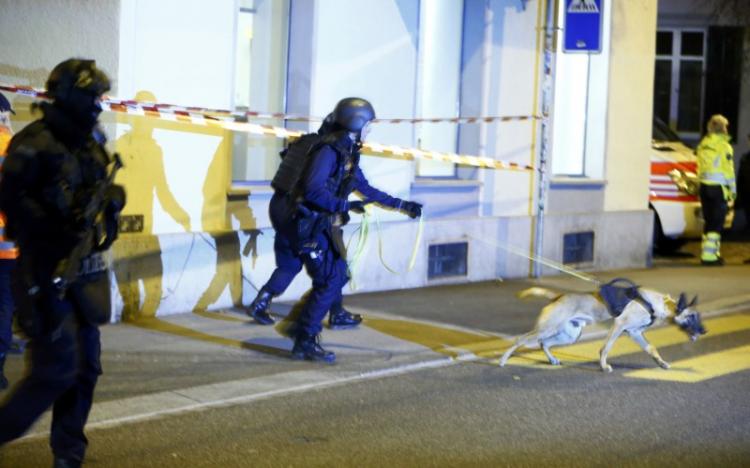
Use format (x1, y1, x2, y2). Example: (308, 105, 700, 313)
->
(12, 274, 71, 338)
(68, 269, 112, 326)
(294, 205, 329, 254)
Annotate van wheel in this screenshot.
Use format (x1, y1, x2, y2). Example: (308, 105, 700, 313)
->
(651, 209, 686, 254)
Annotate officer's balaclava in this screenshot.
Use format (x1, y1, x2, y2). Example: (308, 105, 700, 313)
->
(46, 59, 111, 131)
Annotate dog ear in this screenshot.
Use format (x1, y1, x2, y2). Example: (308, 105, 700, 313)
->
(677, 293, 687, 312)
(689, 295, 698, 307)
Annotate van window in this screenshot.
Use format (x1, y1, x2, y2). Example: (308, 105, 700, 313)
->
(653, 118, 682, 143)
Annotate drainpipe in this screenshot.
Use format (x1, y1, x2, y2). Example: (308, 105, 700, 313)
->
(533, 0, 557, 278)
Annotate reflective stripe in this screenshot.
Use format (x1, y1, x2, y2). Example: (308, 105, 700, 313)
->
(0, 249, 18, 260)
(700, 172, 734, 185)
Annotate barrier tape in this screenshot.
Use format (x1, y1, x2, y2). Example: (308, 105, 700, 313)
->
(373, 115, 545, 124)
(1, 84, 544, 125)
(0, 83, 534, 171)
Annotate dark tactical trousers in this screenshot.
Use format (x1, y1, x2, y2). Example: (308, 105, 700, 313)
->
(297, 237, 349, 336)
(0, 259, 14, 355)
(0, 306, 101, 463)
(265, 192, 349, 335)
(699, 184, 728, 233)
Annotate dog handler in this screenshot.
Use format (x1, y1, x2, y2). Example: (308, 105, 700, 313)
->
(696, 114, 735, 266)
(259, 97, 422, 362)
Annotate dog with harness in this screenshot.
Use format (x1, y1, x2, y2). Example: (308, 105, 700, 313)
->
(498, 278, 707, 372)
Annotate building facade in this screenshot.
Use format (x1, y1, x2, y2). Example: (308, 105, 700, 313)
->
(0, 0, 663, 319)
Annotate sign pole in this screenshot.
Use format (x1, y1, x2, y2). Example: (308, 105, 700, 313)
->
(533, 0, 557, 278)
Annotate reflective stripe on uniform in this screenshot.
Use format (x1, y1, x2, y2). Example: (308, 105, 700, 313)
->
(0, 214, 19, 259)
(700, 172, 734, 185)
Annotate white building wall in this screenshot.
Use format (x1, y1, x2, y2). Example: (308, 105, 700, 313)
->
(0, 0, 661, 319)
(0, 0, 120, 89)
(484, 0, 540, 217)
(603, 0, 657, 212)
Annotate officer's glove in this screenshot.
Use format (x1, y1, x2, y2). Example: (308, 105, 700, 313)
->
(347, 200, 368, 214)
(399, 200, 423, 219)
(96, 184, 127, 251)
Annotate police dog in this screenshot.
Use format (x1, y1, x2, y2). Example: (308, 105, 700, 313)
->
(498, 287, 706, 372)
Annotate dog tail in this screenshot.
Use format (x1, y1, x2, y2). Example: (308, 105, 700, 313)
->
(517, 287, 561, 301)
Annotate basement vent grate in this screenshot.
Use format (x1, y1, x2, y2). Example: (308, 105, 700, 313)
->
(563, 231, 594, 264)
(428, 242, 468, 279)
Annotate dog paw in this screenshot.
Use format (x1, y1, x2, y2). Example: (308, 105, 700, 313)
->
(658, 360, 671, 369)
(601, 364, 613, 373)
(549, 359, 561, 366)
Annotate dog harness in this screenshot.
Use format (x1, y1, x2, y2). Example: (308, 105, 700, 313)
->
(598, 278, 656, 325)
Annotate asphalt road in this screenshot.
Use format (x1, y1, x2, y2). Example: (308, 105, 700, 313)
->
(3, 311, 749, 468)
(2, 237, 749, 467)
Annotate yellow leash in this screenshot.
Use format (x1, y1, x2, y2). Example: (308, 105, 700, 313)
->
(372, 208, 423, 274)
(345, 206, 423, 289)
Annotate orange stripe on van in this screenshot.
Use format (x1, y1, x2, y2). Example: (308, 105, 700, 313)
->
(651, 161, 697, 176)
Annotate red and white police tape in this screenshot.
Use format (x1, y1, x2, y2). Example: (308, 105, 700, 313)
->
(0, 83, 536, 172)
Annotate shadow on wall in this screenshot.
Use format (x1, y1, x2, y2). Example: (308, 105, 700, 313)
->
(112, 90, 259, 321)
(193, 200, 262, 314)
(113, 90, 192, 321)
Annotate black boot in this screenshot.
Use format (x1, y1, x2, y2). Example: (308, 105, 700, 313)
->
(0, 353, 7, 390)
(53, 457, 82, 468)
(246, 288, 275, 325)
(328, 307, 362, 330)
(291, 333, 336, 363)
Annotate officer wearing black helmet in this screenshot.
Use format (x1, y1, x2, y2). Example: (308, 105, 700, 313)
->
(261, 97, 422, 363)
(0, 58, 125, 468)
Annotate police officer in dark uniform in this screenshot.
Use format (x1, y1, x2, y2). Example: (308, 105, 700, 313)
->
(0, 58, 125, 468)
(259, 97, 421, 362)
(248, 112, 375, 329)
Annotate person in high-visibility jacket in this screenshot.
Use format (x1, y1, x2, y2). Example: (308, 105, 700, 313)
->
(696, 114, 736, 266)
(0, 92, 19, 390)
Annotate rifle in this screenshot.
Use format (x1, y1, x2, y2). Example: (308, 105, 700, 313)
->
(52, 152, 123, 298)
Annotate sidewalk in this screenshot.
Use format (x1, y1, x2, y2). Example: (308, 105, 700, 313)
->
(5, 262, 750, 439)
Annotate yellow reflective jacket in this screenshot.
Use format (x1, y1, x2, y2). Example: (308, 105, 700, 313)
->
(697, 132, 735, 194)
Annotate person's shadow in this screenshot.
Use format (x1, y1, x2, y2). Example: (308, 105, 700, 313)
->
(112, 90, 192, 321)
(193, 196, 261, 314)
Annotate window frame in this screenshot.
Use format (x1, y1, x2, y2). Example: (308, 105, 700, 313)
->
(654, 27, 708, 140)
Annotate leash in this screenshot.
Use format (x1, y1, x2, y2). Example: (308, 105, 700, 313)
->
(345, 205, 423, 289)
(468, 235, 600, 285)
(472, 235, 662, 321)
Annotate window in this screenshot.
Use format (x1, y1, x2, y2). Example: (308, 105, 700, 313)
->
(652, 29, 707, 138)
(428, 242, 468, 279)
(232, 0, 290, 182)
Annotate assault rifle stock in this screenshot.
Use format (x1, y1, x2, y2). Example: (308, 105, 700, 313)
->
(52, 153, 123, 297)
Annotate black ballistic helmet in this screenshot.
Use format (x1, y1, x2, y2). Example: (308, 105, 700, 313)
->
(46, 58, 111, 101)
(332, 97, 375, 132)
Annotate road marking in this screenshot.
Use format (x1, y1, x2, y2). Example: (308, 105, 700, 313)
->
(624, 344, 750, 383)
(15, 354, 458, 444)
(497, 313, 750, 368)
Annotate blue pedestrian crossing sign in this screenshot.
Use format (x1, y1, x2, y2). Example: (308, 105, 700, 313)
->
(564, 0, 603, 53)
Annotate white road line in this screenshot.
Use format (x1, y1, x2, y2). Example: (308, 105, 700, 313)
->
(14, 355, 457, 443)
